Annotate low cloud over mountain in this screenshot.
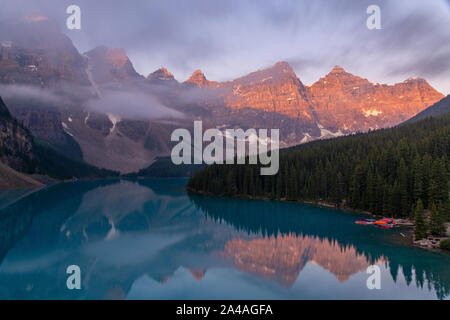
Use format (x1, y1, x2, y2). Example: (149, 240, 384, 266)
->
(87, 90, 184, 120)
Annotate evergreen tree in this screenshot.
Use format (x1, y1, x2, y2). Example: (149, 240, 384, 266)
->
(414, 200, 427, 240)
(398, 159, 409, 216)
(422, 154, 432, 208)
(429, 203, 442, 236)
(412, 155, 423, 204)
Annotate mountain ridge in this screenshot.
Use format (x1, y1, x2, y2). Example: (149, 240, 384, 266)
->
(178, 61, 443, 132)
(0, 18, 445, 175)
(405, 95, 450, 124)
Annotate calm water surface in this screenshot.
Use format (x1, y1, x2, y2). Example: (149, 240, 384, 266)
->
(0, 178, 449, 300)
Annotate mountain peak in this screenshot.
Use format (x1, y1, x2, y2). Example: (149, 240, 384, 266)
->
(191, 69, 205, 77)
(321, 65, 363, 82)
(330, 65, 347, 74)
(21, 14, 49, 23)
(399, 77, 443, 96)
(232, 61, 298, 87)
(273, 61, 292, 69)
(268, 61, 296, 75)
(147, 67, 175, 81)
(402, 77, 426, 84)
(185, 69, 209, 87)
(84, 46, 143, 83)
(86, 46, 130, 68)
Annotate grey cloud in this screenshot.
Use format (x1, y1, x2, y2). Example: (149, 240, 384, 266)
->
(0, 84, 63, 106)
(0, 84, 190, 121)
(0, 0, 449, 93)
(87, 90, 184, 120)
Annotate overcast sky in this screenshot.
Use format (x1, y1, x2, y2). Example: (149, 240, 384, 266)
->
(1, 0, 450, 94)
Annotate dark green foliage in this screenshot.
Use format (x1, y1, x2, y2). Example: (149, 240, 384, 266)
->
(188, 113, 450, 220)
(440, 238, 450, 250)
(0, 97, 37, 173)
(51, 133, 84, 163)
(429, 202, 446, 236)
(34, 138, 119, 180)
(414, 200, 427, 240)
(126, 156, 206, 178)
(0, 97, 12, 118)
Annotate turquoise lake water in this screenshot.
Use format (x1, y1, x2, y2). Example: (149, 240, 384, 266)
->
(0, 178, 449, 300)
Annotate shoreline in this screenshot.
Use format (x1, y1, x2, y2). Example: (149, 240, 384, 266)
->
(2, 178, 447, 254)
(187, 187, 450, 254)
(186, 187, 404, 219)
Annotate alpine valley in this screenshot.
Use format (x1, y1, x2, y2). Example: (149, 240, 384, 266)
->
(1, 3, 450, 302)
(0, 17, 445, 181)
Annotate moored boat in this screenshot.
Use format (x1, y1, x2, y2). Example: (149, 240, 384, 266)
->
(355, 219, 376, 225)
(373, 218, 396, 228)
(355, 218, 397, 228)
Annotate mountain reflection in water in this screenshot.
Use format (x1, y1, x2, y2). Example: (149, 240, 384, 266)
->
(220, 234, 381, 286)
(0, 179, 449, 300)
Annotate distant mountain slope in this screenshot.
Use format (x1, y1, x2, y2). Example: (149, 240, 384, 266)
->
(0, 162, 44, 190)
(405, 95, 450, 124)
(0, 19, 90, 87)
(0, 18, 92, 162)
(127, 156, 206, 178)
(1, 96, 119, 186)
(33, 137, 120, 180)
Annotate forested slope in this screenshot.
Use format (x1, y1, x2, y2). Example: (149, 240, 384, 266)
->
(188, 113, 450, 219)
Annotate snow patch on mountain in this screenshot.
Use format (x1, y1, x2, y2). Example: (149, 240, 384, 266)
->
(300, 133, 313, 144)
(61, 122, 74, 137)
(363, 109, 383, 117)
(317, 123, 344, 139)
(107, 113, 121, 135)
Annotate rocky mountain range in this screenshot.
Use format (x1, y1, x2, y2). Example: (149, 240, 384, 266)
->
(0, 18, 445, 175)
(180, 62, 444, 135)
(309, 66, 443, 131)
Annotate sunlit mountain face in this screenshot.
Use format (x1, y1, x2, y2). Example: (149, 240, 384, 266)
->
(0, 179, 449, 300)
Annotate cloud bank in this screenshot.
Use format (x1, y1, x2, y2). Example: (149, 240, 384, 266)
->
(1, 0, 450, 94)
(87, 90, 184, 120)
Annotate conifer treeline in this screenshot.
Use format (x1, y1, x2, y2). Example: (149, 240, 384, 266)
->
(188, 114, 450, 220)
